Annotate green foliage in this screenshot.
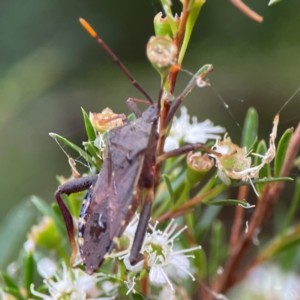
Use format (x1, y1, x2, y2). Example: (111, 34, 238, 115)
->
(1, 1, 299, 299)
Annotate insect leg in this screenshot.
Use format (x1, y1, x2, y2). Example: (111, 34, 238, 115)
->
(156, 143, 222, 163)
(55, 175, 98, 265)
(164, 65, 214, 128)
(126, 98, 150, 118)
(129, 189, 153, 265)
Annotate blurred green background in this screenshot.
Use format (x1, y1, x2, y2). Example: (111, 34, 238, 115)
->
(1, 0, 300, 247)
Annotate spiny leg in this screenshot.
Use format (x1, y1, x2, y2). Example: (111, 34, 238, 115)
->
(163, 64, 214, 128)
(126, 98, 145, 118)
(55, 175, 98, 265)
(129, 189, 154, 265)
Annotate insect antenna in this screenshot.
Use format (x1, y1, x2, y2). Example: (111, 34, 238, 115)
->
(79, 18, 153, 105)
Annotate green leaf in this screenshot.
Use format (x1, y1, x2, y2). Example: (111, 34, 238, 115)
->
(49, 133, 98, 169)
(31, 196, 65, 237)
(204, 199, 254, 208)
(194, 247, 207, 279)
(208, 220, 226, 276)
(195, 206, 221, 240)
(271, 233, 300, 257)
(3, 287, 25, 300)
(232, 177, 293, 187)
(274, 128, 293, 177)
(1, 272, 20, 291)
(241, 107, 258, 149)
(81, 107, 96, 142)
(281, 177, 300, 233)
(0, 200, 36, 270)
(269, 0, 282, 6)
(153, 170, 187, 217)
(162, 174, 175, 203)
(178, 0, 205, 64)
(254, 140, 270, 194)
(24, 251, 34, 298)
(82, 141, 102, 165)
(159, 0, 178, 36)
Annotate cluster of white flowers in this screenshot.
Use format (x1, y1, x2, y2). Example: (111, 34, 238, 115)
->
(113, 215, 201, 291)
(164, 106, 225, 152)
(30, 258, 115, 300)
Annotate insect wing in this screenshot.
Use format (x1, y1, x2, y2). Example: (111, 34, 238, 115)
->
(78, 155, 111, 274)
(79, 121, 150, 274)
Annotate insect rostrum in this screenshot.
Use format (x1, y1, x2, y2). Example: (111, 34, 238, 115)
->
(55, 19, 213, 275)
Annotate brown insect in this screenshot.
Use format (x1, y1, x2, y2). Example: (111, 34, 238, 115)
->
(55, 18, 214, 275)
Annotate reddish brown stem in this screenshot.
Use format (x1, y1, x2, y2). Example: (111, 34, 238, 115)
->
(232, 222, 300, 287)
(212, 122, 300, 294)
(156, 187, 220, 223)
(229, 185, 249, 249)
(141, 275, 149, 296)
(154, 1, 191, 188)
(229, 0, 263, 23)
(168, 0, 190, 93)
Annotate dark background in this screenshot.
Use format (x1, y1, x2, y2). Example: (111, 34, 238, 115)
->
(1, 0, 300, 226)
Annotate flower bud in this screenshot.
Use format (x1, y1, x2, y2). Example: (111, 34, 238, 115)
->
(90, 108, 124, 133)
(154, 12, 180, 38)
(187, 151, 214, 184)
(147, 36, 178, 74)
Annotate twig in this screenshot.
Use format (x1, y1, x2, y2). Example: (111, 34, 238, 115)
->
(231, 223, 300, 287)
(155, 0, 191, 188)
(156, 186, 225, 223)
(229, 185, 249, 249)
(229, 0, 263, 23)
(212, 122, 300, 294)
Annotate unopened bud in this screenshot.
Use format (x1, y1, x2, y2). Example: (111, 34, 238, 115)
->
(154, 12, 180, 38)
(187, 151, 214, 184)
(147, 36, 177, 73)
(90, 108, 124, 132)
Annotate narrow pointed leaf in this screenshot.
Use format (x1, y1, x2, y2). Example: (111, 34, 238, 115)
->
(24, 251, 34, 298)
(241, 107, 258, 149)
(49, 133, 98, 169)
(0, 201, 36, 269)
(204, 199, 254, 208)
(162, 174, 175, 203)
(3, 288, 25, 300)
(269, 0, 282, 6)
(31, 196, 65, 236)
(194, 248, 207, 279)
(232, 177, 293, 187)
(1, 272, 20, 291)
(208, 220, 226, 275)
(81, 107, 96, 142)
(274, 128, 293, 177)
(83, 141, 101, 163)
(195, 206, 221, 240)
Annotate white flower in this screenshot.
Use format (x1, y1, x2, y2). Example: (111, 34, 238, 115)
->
(121, 218, 201, 291)
(30, 261, 115, 300)
(164, 106, 225, 152)
(37, 258, 57, 279)
(227, 264, 300, 300)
